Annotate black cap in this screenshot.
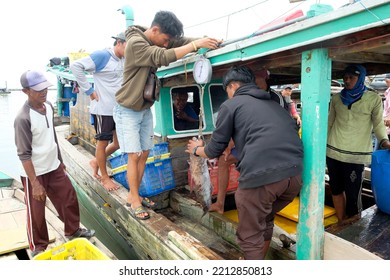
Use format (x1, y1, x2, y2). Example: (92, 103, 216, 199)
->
(344, 65, 360, 76)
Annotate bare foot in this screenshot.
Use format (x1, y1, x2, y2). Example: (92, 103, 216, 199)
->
(100, 176, 120, 191)
(89, 158, 100, 179)
(209, 202, 224, 214)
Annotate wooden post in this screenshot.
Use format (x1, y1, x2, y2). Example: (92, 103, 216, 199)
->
(296, 49, 331, 259)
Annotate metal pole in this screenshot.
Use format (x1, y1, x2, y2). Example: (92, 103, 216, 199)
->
(118, 5, 134, 28)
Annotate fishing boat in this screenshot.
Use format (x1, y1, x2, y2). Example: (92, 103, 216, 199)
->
(47, 0, 390, 260)
(0, 172, 116, 260)
(0, 171, 13, 188)
(0, 81, 11, 94)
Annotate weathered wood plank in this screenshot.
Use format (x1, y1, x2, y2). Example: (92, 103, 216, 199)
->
(0, 252, 19, 260)
(331, 205, 390, 260)
(170, 190, 239, 245)
(0, 213, 18, 231)
(168, 230, 223, 260)
(160, 207, 243, 260)
(0, 196, 25, 231)
(324, 232, 382, 260)
(0, 226, 55, 255)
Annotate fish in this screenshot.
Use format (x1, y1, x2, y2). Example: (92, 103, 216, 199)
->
(189, 138, 212, 216)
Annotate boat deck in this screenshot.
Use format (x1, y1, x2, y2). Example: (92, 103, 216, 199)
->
(329, 206, 390, 260)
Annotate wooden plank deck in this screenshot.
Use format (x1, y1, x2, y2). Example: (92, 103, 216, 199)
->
(330, 205, 390, 260)
(0, 180, 116, 260)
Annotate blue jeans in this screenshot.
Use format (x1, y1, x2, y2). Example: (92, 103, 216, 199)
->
(113, 104, 154, 153)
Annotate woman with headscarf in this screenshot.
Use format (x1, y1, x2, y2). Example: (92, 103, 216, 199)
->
(326, 64, 390, 224)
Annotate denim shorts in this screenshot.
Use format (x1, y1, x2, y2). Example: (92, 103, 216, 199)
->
(113, 104, 154, 153)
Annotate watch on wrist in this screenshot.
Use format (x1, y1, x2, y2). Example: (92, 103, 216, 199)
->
(192, 146, 200, 157)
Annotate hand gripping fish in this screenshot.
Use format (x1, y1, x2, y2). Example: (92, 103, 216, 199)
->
(189, 137, 212, 215)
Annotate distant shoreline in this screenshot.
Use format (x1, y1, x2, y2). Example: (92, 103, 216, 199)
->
(7, 88, 57, 91)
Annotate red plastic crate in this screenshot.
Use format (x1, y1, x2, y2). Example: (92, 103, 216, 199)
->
(188, 159, 239, 196)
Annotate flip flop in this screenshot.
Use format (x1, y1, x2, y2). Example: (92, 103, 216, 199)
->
(126, 204, 150, 220)
(142, 197, 157, 209)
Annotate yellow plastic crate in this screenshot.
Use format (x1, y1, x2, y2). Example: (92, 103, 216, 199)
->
(33, 238, 110, 260)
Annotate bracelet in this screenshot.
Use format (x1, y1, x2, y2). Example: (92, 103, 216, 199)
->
(192, 146, 200, 157)
(191, 41, 197, 52)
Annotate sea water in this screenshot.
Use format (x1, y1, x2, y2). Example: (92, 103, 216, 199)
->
(0, 90, 36, 180)
(0, 91, 138, 259)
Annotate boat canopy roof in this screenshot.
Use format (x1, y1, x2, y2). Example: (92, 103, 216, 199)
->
(157, 0, 390, 86)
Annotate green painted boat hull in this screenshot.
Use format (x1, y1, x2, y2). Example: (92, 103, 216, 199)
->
(0, 171, 13, 188)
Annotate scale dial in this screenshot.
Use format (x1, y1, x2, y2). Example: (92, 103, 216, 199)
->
(193, 56, 212, 84)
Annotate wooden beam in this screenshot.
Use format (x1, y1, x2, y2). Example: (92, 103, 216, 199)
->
(329, 34, 390, 59)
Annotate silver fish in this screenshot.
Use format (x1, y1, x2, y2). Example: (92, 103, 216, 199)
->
(189, 141, 212, 215)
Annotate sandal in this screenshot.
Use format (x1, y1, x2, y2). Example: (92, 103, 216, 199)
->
(67, 228, 95, 240)
(142, 197, 157, 209)
(126, 204, 150, 220)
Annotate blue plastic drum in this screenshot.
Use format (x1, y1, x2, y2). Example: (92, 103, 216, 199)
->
(371, 150, 390, 214)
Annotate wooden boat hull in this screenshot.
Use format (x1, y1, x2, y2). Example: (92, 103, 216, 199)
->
(0, 171, 13, 188)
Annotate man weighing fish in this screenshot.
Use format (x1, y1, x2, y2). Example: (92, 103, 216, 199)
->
(186, 65, 303, 260)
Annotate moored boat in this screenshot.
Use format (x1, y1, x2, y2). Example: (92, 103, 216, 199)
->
(47, 0, 390, 260)
(0, 171, 13, 188)
(0, 81, 11, 94)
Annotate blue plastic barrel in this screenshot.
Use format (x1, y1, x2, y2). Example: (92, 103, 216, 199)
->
(64, 85, 77, 106)
(371, 150, 390, 214)
(63, 85, 77, 117)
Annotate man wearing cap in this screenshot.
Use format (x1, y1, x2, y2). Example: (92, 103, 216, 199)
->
(209, 68, 291, 214)
(70, 32, 126, 191)
(327, 64, 390, 224)
(186, 65, 303, 259)
(14, 70, 95, 257)
(281, 86, 301, 126)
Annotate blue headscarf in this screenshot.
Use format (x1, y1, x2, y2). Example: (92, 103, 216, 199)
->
(340, 65, 367, 106)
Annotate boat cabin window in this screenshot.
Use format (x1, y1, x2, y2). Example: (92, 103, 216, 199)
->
(171, 86, 202, 131)
(209, 84, 228, 125)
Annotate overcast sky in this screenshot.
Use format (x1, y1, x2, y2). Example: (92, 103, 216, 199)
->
(0, 0, 347, 88)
